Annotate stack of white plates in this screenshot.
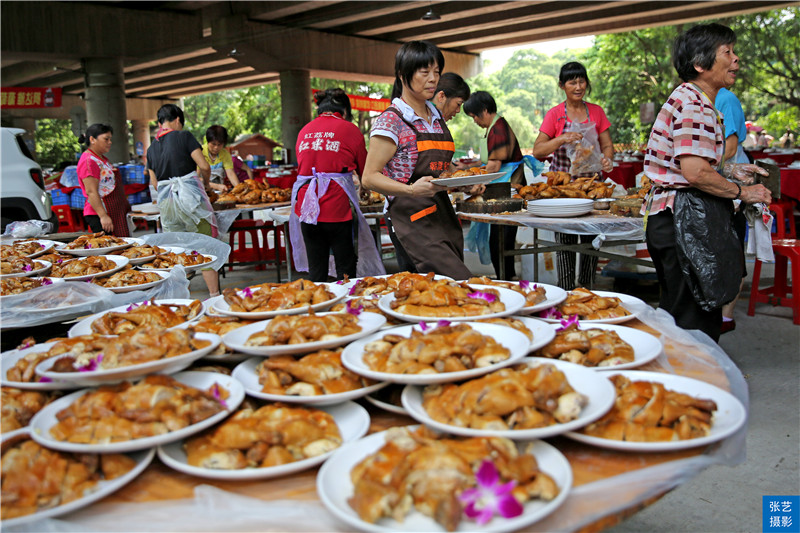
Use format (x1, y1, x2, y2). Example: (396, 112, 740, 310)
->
(527, 198, 594, 217)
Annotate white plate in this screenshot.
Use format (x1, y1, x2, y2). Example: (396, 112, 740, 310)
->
(35, 332, 222, 386)
(378, 285, 525, 323)
(51, 255, 129, 281)
(130, 203, 160, 214)
(56, 237, 142, 257)
(317, 426, 572, 532)
(157, 401, 370, 480)
(363, 385, 409, 416)
(340, 273, 453, 297)
(232, 357, 389, 405)
(95, 270, 170, 293)
(527, 199, 594, 218)
(0, 276, 64, 300)
(29, 371, 245, 453)
(9, 239, 59, 258)
(506, 316, 557, 353)
(212, 283, 348, 319)
(222, 311, 387, 356)
(540, 323, 663, 370)
(139, 253, 217, 273)
(0, 429, 155, 528)
(1, 342, 83, 391)
(68, 298, 206, 337)
(402, 357, 615, 439)
(431, 172, 506, 187)
(341, 322, 530, 385)
(565, 370, 747, 452)
(538, 290, 644, 325)
(0, 259, 51, 279)
(473, 281, 567, 315)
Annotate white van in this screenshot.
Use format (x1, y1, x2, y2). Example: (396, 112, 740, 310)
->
(0, 127, 57, 231)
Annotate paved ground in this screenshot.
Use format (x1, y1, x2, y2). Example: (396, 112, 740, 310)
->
(187, 226, 799, 533)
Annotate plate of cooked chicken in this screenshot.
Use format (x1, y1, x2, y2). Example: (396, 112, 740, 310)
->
(212, 281, 347, 319)
(157, 401, 370, 480)
(90, 268, 169, 293)
(29, 371, 244, 453)
(538, 288, 644, 324)
(341, 321, 530, 385)
(68, 298, 206, 337)
(56, 234, 142, 256)
(48, 255, 129, 281)
(1, 340, 87, 391)
(401, 358, 615, 440)
(317, 425, 572, 532)
(232, 349, 388, 405)
(222, 311, 386, 356)
(465, 277, 568, 315)
(1, 428, 154, 528)
(565, 370, 746, 452)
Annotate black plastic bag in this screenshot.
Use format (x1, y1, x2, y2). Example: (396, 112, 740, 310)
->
(673, 188, 742, 311)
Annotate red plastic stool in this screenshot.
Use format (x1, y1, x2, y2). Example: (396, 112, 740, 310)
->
(768, 198, 797, 239)
(51, 205, 84, 232)
(748, 238, 800, 325)
(258, 221, 292, 280)
(227, 219, 265, 271)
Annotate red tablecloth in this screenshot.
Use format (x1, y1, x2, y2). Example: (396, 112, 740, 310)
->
(605, 161, 643, 189)
(252, 168, 298, 189)
(781, 167, 800, 202)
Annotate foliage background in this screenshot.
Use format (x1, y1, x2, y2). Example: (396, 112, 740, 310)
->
(34, 7, 799, 163)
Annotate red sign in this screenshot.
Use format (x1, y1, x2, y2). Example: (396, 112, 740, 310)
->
(1, 87, 62, 109)
(312, 90, 390, 113)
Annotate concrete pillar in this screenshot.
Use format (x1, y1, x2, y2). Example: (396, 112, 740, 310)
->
(131, 119, 151, 164)
(279, 70, 312, 165)
(83, 57, 129, 164)
(12, 117, 37, 159)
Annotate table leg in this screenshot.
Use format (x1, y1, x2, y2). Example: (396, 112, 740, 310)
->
(533, 229, 539, 280)
(498, 226, 506, 280)
(283, 221, 292, 282)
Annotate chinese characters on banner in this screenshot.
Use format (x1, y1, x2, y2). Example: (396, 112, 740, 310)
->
(311, 90, 390, 113)
(1, 87, 62, 108)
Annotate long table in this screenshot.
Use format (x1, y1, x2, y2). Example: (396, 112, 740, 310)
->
(458, 211, 649, 281)
(13, 305, 747, 532)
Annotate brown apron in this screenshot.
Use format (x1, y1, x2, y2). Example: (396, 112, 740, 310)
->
(386, 108, 472, 279)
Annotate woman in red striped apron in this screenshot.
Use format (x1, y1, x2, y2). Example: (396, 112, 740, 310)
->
(77, 123, 131, 237)
(362, 41, 475, 280)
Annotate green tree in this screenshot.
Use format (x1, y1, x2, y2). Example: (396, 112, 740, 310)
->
(34, 118, 81, 167)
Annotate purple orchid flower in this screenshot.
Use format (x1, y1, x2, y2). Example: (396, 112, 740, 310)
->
(519, 279, 530, 290)
(210, 383, 228, 408)
(38, 376, 53, 383)
(348, 284, 358, 296)
(23, 264, 33, 272)
(191, 250, 199, 255)
(467, 291, 497, 303)
(459, 460, 523, 525)
(436, 320, 451, 329)
(85, 244, 92, 249)
(346, 304, 363, 316)
(77, 353, 103, 372)
(335, 279, 345, 285)
(419, 322, 429, 332)
(242, 287, 253, 298)
(41, 278, 53, 285)
(556, 315, 580, 332)
(540, 307, 562, 319)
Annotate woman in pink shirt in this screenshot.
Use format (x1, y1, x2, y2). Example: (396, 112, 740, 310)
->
(533, 62, 614, 289)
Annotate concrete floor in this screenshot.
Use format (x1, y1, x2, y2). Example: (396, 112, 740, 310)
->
(188, 224, 799, 533)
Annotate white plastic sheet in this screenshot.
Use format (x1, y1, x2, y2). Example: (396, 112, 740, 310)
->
(4, 302, 749, 533)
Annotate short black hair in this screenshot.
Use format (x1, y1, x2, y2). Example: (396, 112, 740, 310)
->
(435, 73, 470, 100)
(205, 125, 228, 144)
(157, 103, 185, 126)
(558, 62, 592, 95)
(463, 90, 496, 116)
(673, 23, 737, 82)
(314, 88, 353, 121)
(391, 41, 445, 100)
(78, 123, 113, 147)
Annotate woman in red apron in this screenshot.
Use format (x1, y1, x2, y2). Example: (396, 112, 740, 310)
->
(362, 41, 473, 280)
(77, 123, 131, 237)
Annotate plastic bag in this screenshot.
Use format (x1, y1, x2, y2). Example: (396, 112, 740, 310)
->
(157, 174, 216, 234)
(673, 189, 742, 311)
(565, 121, 603, 176)
(3, 220, 54, 239)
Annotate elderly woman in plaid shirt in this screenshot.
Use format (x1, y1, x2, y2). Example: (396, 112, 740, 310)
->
(643, 23, 771, 341)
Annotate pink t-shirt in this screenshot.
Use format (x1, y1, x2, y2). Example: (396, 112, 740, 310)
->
(77, 150, 107, 216)
(539, 101, 611, 139)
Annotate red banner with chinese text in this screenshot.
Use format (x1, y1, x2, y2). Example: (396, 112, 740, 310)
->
(1, 87, 63, 109)
(312, 90, 390, 113)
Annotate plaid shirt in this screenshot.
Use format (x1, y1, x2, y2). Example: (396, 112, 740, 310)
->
(642, 83, 724, 215)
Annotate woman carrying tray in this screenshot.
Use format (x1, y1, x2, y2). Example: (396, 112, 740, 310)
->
(362, 41, 479, 279)
(290, 88, 384, 281)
